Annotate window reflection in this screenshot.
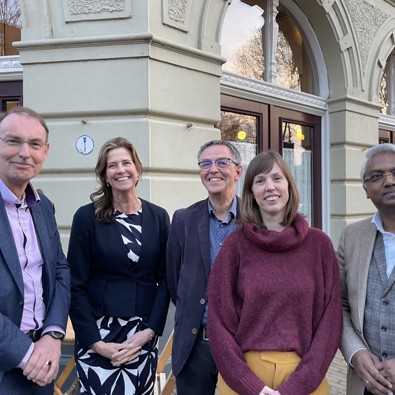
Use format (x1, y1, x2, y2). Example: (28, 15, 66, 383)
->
(282, 121, 312, 224)
(0, 1, 22, 56)
(221, 0, 314, 94)
(218, 111, 258, 195)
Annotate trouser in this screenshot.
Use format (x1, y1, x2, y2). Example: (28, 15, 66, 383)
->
(218, 351, 329, 395)
(0, 368, 54, 395)
(176, 331, 218, 395)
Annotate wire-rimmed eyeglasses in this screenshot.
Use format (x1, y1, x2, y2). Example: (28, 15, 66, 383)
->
(0, 136, 48, 150)
(198, 157, 239, 172)
(364, 171, 395, 184)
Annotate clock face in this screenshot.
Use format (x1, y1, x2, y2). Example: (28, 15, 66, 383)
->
(76, 135, 94, 155)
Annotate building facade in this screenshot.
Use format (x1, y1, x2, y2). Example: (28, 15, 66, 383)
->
(1, 0, 395, 247)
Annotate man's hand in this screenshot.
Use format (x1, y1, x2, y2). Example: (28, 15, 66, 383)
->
(22, 335, 61, 386)
(352, 349, 393, 395)
(381, 359, 395, 386)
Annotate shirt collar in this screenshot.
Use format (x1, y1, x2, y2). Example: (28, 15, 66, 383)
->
(208, 196, 238, 220)
(371, 211, 395, 236)
(0, 179, 40, 208)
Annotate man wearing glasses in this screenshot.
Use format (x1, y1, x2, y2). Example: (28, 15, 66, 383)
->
(338, 143, 395, 395)
(167, 140, 242, 394)
(0, 107, 70, 394)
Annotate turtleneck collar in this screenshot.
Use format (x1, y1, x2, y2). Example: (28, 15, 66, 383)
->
(242, 213, 309, 252)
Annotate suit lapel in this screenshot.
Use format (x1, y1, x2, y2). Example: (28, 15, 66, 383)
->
(371, 233, 390, 290)
(357, 220, 377, 327)
(196, 200, 211, 281)
(30, 202, 51, 303)
(0, 198, 24, 296)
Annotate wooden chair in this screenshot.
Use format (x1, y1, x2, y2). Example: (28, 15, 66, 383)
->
(154, 330, 175, 395)
(53, 319, 78, 395)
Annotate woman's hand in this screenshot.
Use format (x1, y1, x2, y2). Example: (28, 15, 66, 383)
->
(259, 386, 281, 395)
(110, 328, 155, 366)
(91, 341, 122, 360)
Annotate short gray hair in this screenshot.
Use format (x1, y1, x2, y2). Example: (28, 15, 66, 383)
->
(360, 143, 395, 182)
(197, 140, 242, 164)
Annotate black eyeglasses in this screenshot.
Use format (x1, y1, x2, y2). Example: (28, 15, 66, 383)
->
(364, 171, 395, 183)
(198, 157, 239, 172)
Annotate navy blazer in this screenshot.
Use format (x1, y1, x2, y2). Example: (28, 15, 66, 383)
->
(68, 199, 170, 347)
(166, 197, 240, 376)
(0, 193, 70, 382)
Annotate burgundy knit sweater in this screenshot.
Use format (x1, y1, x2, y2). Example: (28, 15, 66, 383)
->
(207, 214, 342, 395)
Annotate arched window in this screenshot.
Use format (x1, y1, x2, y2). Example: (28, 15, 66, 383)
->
(379, 49, 395, 143)
(221, 0, 316, 94)
(0, 0, 21, 56)
(380, 49, 394, 115)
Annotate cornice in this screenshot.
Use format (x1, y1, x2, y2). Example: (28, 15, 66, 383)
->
(221, 72, 327, 110)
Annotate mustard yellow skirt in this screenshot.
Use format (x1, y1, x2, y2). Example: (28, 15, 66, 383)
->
(218, 351, 329, 395)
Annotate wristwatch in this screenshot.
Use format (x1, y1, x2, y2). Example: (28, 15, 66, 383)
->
(43, 331, 65, 341)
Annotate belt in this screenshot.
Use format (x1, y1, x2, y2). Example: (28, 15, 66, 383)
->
(26, 328, 43, 342)
(199, 326, 209, 341)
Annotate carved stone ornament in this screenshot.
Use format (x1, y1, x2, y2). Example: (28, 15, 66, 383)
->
(62, 0, 132, 22)
(163, 0, 192, 32)
(344, 0, 390, 69)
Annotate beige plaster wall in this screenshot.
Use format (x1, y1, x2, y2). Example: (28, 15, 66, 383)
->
(17, 0, 228, 251)
(14, 0, 395, 251)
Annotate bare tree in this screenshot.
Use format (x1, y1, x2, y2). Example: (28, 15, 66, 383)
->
(228, 28, 264, 80)
(0, 0, 21, 26)
(219, 111, 257, 144)
(228, 27, 301, 91)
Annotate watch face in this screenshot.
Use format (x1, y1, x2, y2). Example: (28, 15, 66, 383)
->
(46, 331, 65, 340)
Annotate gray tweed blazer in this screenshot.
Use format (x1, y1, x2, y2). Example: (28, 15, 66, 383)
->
(337, 217, 391, 395)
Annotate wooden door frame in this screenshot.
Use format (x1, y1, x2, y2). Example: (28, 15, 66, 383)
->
(271, 106, 322, 228)
(221, 94, 322, 228)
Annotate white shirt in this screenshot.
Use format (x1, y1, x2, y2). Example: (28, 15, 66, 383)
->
(372, 212, 395, 277)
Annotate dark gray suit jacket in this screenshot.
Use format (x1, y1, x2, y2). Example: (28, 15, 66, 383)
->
(166, 197, 239, 376)
(0, 192, 70, 382)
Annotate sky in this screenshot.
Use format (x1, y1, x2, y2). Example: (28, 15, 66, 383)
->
(220, 0, 264, 62)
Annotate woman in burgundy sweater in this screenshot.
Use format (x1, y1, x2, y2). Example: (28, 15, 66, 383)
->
(207, 151, 342, 395)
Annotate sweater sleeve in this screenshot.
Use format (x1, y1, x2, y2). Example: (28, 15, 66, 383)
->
(207, 233, 266, 395)
(278, 235, 343, 395)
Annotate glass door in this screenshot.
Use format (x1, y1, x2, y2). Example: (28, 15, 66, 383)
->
(218, 96, 268, 196)
(0, 81, 23, 112)
(220, 95, 322, 228)
(271, 107, 322, 228)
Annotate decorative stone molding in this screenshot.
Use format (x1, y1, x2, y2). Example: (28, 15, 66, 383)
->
(379, 114, 395, 128)
(221, 72, 327, 110)
(163, 0, 192, 32)
(0, 56, 22, 73)
(344, 0, 390, 70)
(62, 0, 132, 22)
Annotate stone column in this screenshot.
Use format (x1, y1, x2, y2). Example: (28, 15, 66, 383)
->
(17, 0, 229, 246)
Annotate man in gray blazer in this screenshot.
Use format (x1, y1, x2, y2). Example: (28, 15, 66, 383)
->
(0, 107, 70, 394)
(167, 140, 242, 394)
(338, 143, 395, 395)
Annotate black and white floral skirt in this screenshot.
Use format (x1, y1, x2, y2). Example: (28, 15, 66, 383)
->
(75, 316, 158, 395)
